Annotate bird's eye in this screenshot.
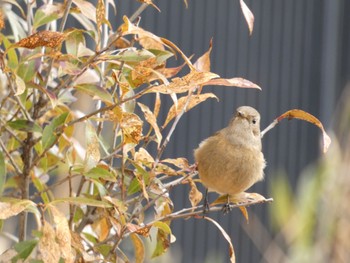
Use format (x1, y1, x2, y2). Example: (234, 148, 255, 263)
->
(252, 119, 257, 124)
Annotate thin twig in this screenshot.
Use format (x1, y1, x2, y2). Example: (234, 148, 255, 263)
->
(0, 138, 22, 176)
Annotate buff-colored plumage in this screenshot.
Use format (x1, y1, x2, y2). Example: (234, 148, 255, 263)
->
(194, 106, 266, 196)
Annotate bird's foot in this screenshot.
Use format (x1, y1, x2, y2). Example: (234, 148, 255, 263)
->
(221, 202, 232, 215)
(202, 188, 210, 215)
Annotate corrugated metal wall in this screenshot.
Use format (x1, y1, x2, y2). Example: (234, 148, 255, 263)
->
(117, 0, 345, 262)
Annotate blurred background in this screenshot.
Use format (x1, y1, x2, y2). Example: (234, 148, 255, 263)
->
(115, 0, 350, 262)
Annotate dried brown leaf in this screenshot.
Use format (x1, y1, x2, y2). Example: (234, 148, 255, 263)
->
(134, 147, 155, 167)
(96, 0, 105, 33)
(149, 71, 219, 94)
(203, 216, 235, 263)
(120, 112, 143, 144)
(139, 36, 165, 50)
(0, 10, 4, 30)
(240, 0, 254, 35)
(154, 92, 161, 118)
(0, 198, 37, 219)
(194, 38, 212, 72)
(163, 93, 218, 128)
(161, 157, 189, 170)
(138, 102, 162, 146)
(188, 179, 203, 207)
(262, 109, 331, 153)
(138, 0, 161, 12)
(14, 31, 65, 49)
(39, 222, 61, 263)
(204, 77, 261, 90)
(50, 206, 74, 263)
(84, 121, 100, 170)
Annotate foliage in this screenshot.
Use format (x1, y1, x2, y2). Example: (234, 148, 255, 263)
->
(0, 1, 330, 262)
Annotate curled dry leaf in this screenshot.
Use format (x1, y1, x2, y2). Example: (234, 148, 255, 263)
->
(163, 93, 218, 128)
(0, 198, 37, 220)
(188, 179, 203, 207)
(161, 157, 189, 170)
(120, 112, 143, 144)
(138, 0, 161, 12)
(194, 38, 212, 72)
(14, 31, 66, 49)
(261, 109, 331, 153)
(204, 77, 261, 90)
(240, 0, 254, 35)
(202, 216, 235, 263)
(50, 205, 74, 263)
(134, 147, 155, 168)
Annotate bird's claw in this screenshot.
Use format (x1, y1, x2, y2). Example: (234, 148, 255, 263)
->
(221, 203, 232, 214)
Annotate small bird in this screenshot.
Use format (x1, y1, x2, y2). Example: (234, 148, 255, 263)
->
(194, 106, 266, 210)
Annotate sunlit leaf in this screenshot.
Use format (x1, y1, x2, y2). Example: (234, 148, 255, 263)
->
(33, 4, 64, 30)
(92, 216, 110, 242)
(14, 31, 66, 49)
(38, 222, 61, 263)
(130, 233, 145, 263)
(0, 198, 38, 219)
(161, 158, 189, 170)
(75, 83, 113, 104)
(120, 113, 143, 144)
(51, 197, 112, 208)
(138, 102, 162, 147)
(163, 93, 218, 128)
(85, 166, 117, 182)
(7, 119, 42, 133)
(204, 77, 261, 90)
(240, 0, 254, 35)
(14, 74, 26, 95)
(84, 121, 101, 170)
(149, 71, 219, 94)
(72, 0, 97, 22)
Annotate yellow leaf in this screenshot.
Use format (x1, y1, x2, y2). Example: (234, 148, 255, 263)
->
(92, 216, 111, 242)
(240, 0, 254, 35)
(120, 112, 143, 144)
(130, 233, 145, 263)
(138, 0, 161, 12)
(138, 102, 162, 147)
(96, 0, 105, 33)
(163, 93, 218, 128)
(134, 147, 155, 167)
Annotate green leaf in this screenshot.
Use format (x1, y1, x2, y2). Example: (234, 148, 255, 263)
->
(75, 83, 113, 104)
(17, 59, 36, 82)
(13, 239, 38, 261)
(42, 112, 69, 150)
(33, 8, 61, 30)
(0, 33, 18, 69)
(148, 49, 174, 64)
(115, 49, 155, 63)
(65, 29, 86, 57)
(7, 120, 42, 133)
(31, 175, 50, 204)
(0, 151, 6, 195)
(127, 177, 141, 195)
(85, 167, 117, 182)
(51, 197, 112, 208)
(153, 221, 171, 234)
